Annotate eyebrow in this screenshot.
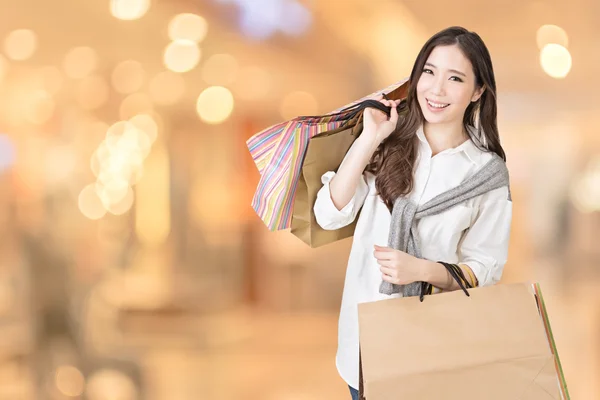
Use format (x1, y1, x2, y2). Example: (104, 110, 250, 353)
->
(424, 62, 467, 77)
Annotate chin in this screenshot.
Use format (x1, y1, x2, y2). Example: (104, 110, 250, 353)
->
(423, 113, 448, 124)
(420, 107, 445, 124)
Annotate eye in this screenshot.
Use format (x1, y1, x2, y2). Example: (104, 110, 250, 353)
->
(449, 76, 464, 82)
(422, 68, 433, 75)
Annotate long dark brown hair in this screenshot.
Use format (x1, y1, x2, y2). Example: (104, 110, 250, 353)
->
(365, 26, 506, 211)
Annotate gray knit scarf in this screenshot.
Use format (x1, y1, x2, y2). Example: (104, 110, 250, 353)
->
(379, 153, 511, 296)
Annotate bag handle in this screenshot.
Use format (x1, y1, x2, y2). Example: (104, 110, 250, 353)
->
(294, 98, 408, 124)
(419, 262, 474, 302)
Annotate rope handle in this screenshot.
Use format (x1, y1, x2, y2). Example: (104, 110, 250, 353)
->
(419, 262, 474, 302)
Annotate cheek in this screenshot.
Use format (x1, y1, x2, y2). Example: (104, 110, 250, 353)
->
(416, 79, 429, 106)
(448, 86, 473, 107)
(416, 77, 429, 95)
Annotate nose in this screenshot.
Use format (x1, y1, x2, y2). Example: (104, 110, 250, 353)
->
(431, 75, 446, 97)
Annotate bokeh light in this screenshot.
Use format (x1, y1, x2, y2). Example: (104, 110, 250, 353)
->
(96, 178, 130, 208)
(119, 93, 153, 120)
(27, 90, 55, 125)
(135, 142, 170, 246)
(112, 60, 145, 94)
(570, 156, 600, 213)
(87, 369, 138, 400)
(168, 13, 208, 43)
(37, 66, 63, 95)
(55, 365, 85, 397)
(84, 114, 160, 220)
(278, 0, 312, 37)
(196, 86, 234, 124)
(76, 75, 110, 110)
(110, 0, 151, 21)
(4, 29, 37, 61)
(163, 40, 201, 73)
(129, 114, 158, 143)
(201, 53, 238, 86)
(231, 0, 312, 39)
(0, 134, 16, 173)
(536, 25, 569, 50)
(540, 44, 572, 79)
(0, 55, 9, 82)
(44, 144, 78, 186)
(107, 185, 134, 215)
(79, 183, 107, 220)
(63, 46, 98, 79)
(105, 120, 151, 159)
(148, 71, 185, 105)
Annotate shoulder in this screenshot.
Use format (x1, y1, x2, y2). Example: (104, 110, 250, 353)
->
(464, 136, 511, 204)
(472, 150, 512, 204)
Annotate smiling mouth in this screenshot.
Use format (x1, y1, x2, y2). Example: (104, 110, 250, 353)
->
(427, 99, 450, 108)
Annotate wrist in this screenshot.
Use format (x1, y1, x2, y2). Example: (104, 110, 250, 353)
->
(356, 131, 381, 152)
(417, 258, 435, 282)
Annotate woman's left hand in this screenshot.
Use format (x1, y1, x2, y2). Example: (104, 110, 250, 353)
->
(374, 245, 424, 285)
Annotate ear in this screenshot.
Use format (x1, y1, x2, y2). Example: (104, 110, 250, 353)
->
(471, 85, 486, 102)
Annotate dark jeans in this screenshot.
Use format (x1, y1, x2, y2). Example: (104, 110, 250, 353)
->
(349, 385, 359, 400)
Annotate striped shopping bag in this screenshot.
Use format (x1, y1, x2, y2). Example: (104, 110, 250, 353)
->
(247, 78, 408, 231)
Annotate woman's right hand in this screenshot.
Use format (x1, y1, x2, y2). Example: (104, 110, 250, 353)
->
(361, 94, 402, 146)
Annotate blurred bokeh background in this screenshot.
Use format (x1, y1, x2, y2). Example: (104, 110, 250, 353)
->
(0, 0, 597, 398)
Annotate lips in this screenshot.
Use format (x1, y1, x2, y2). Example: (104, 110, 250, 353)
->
(426, 99, 450, 109)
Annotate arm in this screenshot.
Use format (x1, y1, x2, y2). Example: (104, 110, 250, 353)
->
(314, 96, 401, 230)
(313, 135, 376, 230)
(418, 260, 479, 291)
(419, 186, 513, 291)
(327, 135, 380, 210)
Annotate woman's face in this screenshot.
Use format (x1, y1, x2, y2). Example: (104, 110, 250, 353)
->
(416, 44, 484, 125)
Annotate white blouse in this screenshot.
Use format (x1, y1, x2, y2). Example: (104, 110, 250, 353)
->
(313, 125, 513, 390)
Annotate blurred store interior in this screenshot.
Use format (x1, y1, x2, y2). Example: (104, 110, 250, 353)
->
(0, 0, 598, 398)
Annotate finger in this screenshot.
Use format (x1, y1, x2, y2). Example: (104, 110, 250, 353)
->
(365, 107, 383, 116)
(374, 245, 393, 252)
(373, 251, 393, 261)
(378, 261, 395, 270)
(380, 265, 394, 277)
(367, 109, 386, 120)
(381, 274, 397, 284)
(389, 102, 399, 124)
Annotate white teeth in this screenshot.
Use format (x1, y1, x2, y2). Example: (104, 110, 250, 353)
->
(427, 100, 449, 108)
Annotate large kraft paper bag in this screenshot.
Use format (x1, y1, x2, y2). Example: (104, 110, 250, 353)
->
(357, 283, 569, 400)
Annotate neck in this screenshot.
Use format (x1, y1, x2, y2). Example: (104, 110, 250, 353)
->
(423, 120, 469, 156)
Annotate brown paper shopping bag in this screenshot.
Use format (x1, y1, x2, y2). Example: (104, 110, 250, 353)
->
(248, 78, 408, 232)
(357, 282, 569, 400)
(290, 115, 363, 247)
(290, 81, 409, 248)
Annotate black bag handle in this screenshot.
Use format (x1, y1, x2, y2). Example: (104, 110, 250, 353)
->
(419, 262, 474, 302)
(295, 98, 407, 124)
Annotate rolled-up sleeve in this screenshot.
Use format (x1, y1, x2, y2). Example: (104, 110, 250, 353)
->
(313, 170, 369, 231)
(459, 186, 513, 287)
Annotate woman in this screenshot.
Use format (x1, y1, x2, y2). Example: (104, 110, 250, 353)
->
(313, 26, 513, 399)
